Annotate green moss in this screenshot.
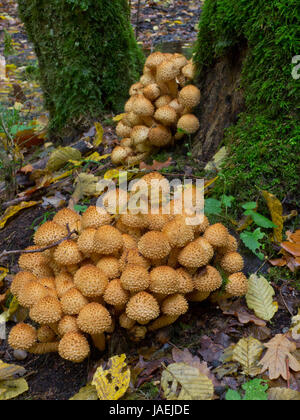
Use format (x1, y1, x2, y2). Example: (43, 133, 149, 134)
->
(194, 0, 300, 202)
(18, 0, 144, 135)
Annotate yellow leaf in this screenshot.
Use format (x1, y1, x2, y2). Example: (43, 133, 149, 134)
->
(13, 102, 23, 111)
(104, 168, 123, 180)
(0, 378, 28, 400)
(70, 384, 98, 400)
(92, 354, 130, 400)
(161, 363, 214, 400)
(0, 296, 19, 330)
(86, 152, 111, 162)
(113, 113, 126, 123)
(94, 122, 104, 147)
(0, 360, 26, 381)
(72, 173, 99, 203)
(246, 274, 277, 321)
(50, 170, 74, 184)
(261, 190, 283, 243)
(0, 267, 8, 287)
(0, 201, 38, 230)
(290, 311, 300, 340)
(232, 337, 264, 376)
(268, 388, 300, 400)
(46, 147, 82, 172)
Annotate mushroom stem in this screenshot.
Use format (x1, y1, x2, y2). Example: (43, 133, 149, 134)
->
(29, 342, 59, 354)
(91, 334, 106, 352)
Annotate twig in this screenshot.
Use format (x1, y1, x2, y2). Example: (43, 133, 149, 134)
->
(0, 228, 77, 260)
(280, 286, 294, 317)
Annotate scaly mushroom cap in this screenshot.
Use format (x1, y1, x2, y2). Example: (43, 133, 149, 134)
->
(18, 281, 52, 308)
(18, 246, 49, 272)
(119, 313, 136, 329)
(177, 114, 200, 134)
(132, 95, 154, 117)
(145, 212, 172, 231)
(193, 266, 223, 292)
(172, 53, 188, 69)
(186, 290, 210, 302)
(94, 225, 124, 255)
(176, 268, 194, 294)
(204, 223, 229, 248)
(163, 216, 194, 248)
(129, 82, 144, 96)
(53, 208, 81, 232)
(121, 264, 150, 292)
(125, 95, 137, 113)
(194, 215, 210, 234)
(120, 212, 149, 229)
(178, 85, 201, 108)
(54, 240, 83, 266)
(61, 288, 88, 315)
(55, 272, 74, 298)
(131, 125, 150, 145)
(103, 279, 130, 307)
(34, 221, 68, 247)
(154, 105, 178, 126)
(156, 60, 180, 82)
(38, 277, 56, 290)
(77, 228, 97, 255)
(226, 272, 248, 297)
(37, 326, 57, 343)
(169, 98, 184, 115)
(126, 292, 160, 324)
(31, 264, 54, 278)
(218, 235, 239, 255)
(139, 231, 171, 258)
(11, 272, 37, 298)
(122, 234, 137, 250)
(74, 265, 108, 298)
(220, 252, 244, 274)
(96, 257, 120, 280)
(182, 62, 196, 80)
(120, 137, 133, 148)
(116, 121, 132, 138)
(155, 95, 172, 108)
(77, 303, 112, 335)
(140, 73, 156, 87)
(58, 332, 90, 363)
(8, 323, 37, 350)
(143, 83, 161, 101)
(30, 296, 62, 324)
(149, 266, 179, 294)
(145, 51, 166, 70)
(148, 124, 172, 147)
(111, 146, 132, 165)
(119, 249, 151, 272)
(81, 206, 112, 230)
(124, 111, 143, 127)
(58, 316, 80, 336)
(178, 237, 214, 268)
(167, 247, 181, 268)
(161, 294, 188, 316)
(148, 315, 179, 331)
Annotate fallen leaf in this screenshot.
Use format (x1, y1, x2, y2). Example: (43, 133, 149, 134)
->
(92, 354, 130, 400)
(139, 157, 173, 171)
(161, 362, 214, 400)
(280, 242, 300, 257)
(246, 274, 278, 321)
(70, 384, 98, 400)
(113, 114, 126, 122)
(46, 147, 82, 172)
(0, 201, 39, 229)
(268, 387, 300, 400)
(290, 312, 300, 341)
(20, 164, 33, 174)
(0, 360, 26, 381)
(260, 335, 300, 380)
(232, 337, 264, 377)
(261, 190, 283, 243)
(0, 378, 28, 400)
(219, 300, 267, 327)
(205, 147, 227, 171)
(94, 122, 104, 147)
(72, 173, 99, 203)
(0, 267, 8, 287)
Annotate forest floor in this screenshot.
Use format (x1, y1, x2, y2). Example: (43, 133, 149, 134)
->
(0, 0, 299, 401)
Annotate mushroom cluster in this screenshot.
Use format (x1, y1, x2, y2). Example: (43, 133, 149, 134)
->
(8, 173, 248, 363)
(111, 52, 200, 166)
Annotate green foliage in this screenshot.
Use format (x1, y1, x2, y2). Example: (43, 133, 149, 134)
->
(194, 0, 300, 202)
(3, 30, 16, 57)
(18, 0, 144, 135)
(240, 228, 265, 260)
(226, 379, 268, 401)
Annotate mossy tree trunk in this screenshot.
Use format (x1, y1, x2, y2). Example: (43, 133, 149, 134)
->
(18, 0, 144, 136)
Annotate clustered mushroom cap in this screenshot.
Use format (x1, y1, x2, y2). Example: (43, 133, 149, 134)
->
(132, 95, 154, 117)
(121, 264, 150, 292)
(54, 241, 83, 266)
(145, 212, 172, 231)
(155, 94, 172, 108)
(94, 225, 123, 255)
(122, 234, 137, 250)
(178, 237, 214, 268)
(176, 268, 194, 294)
(18, 281, 51, 308)
(58, 332, 90, 363)
(138, 231, 171, 260)
(37, 326, 57, 343)
(96, 257, 120, 280)
(157, 60, 180, 82)
(126, 292, 160, 324)
(204, 223, 229, 248)
(116, 121, 132, 138)
(58, 315, 79, 337)
(119, 249, 151, 272)
(53, 208, 81, 231)
(149, 266, 179, 294)
(103, 279, 130, 307)
(177, 114, 200, 134)
(60, 288, 88, 315)
(55, 272, 74, 298)
(34, 221, 68, 247)
(148, 124, 172, 147)
(145, 51, 166, 70)
(220, 252, 244, 274)
(77, 228, 96, 255)
(162, 216, 194, 248)
(8, 323, 37, 350)
(143, 84, 161, 101)
(119, 313, 136, 330)
(11, 272, 37, 298)
(74, 265, 108, 298)
(218, 235, 238, 255)
(161, 294, 188, 316)
(30, 296, 62, 325)
(38, 277, 56, 290)
(178, 85, 201, 109)
(226, 273, 248, 297)
(18, 246, 49, 272)
(77, 303, 112, 335)
(120, 212, 148, 229)
(193, 266, 223, 292)
(131, 125, 149, 145)
(154, 105, 177, 126)
(81, 206, 112, 230)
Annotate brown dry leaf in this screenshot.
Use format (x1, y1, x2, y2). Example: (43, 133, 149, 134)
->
(269, 258, 287, 267)
(268, 387, 300, 400)
(219, 300, 267, 327)
(260, 334, 300, 380)
(232, 337, 264, 377)
(139, 157, 173, 171)
(261, 190, 283, 243)
(280, 242, 300, 257)
(20, 164, 34, 174)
